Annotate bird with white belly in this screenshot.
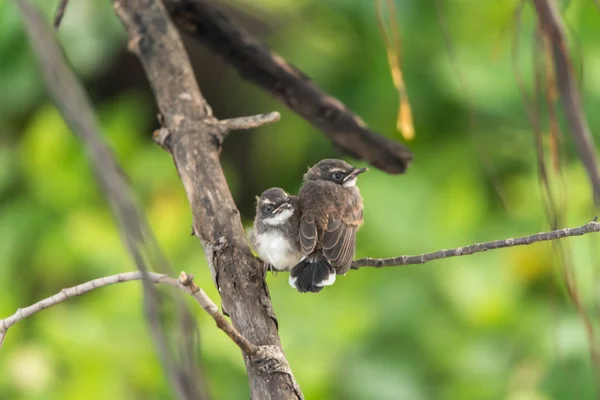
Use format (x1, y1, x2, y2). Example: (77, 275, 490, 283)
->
(248, 187, 303, 273)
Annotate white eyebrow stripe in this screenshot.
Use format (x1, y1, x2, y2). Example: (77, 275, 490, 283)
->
(328, 168, 345, 173)
(261, 199, 274, 204)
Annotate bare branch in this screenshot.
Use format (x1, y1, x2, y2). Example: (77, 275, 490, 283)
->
(53, 0, 69, 29)
(352, 219, 600, 269)
(0, 271, 257, 356)
(178, 272, 257, 355)
(219, 111, 280, 131)
(164, 0, 413, 174)
(532, 0, 600, 206)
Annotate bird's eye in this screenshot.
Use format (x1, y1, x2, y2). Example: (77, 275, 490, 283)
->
(264, 204, 275, 212)
(330, 172, 344, 181)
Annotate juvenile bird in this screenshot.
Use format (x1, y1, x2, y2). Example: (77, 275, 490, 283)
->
(248, 188, 302, 273)
(289, 159, 367, 293)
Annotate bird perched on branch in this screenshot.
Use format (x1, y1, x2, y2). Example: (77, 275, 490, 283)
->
(290, 159, 367, 293)
(248, 188, 302, 273)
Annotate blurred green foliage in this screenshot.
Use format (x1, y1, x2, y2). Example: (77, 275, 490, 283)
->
(1, 0, 600, 399)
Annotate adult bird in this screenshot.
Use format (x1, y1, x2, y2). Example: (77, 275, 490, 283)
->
(289, 159, 367, 293)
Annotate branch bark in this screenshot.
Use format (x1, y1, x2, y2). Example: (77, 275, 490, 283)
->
(532, 0, 600, 206)
(0, 271, 255, 355)
(352, 219, 600, 268)
(112, 0, 302, 398)
(164, 0, 413, 174)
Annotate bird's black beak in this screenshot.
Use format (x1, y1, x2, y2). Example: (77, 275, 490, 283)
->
(345, 167, 368, 181)
(275, 202, 293, 213)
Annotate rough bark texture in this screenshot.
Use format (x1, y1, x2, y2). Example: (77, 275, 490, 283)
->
(112, 0, 302, 398)
(164, 0, 413, 174)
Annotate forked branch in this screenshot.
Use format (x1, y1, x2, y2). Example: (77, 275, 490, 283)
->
(112, 0, 301, 398)
(0, 271, 256, 355)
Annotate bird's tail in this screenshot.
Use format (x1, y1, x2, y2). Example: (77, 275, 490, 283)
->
(289, 255, 336, 293)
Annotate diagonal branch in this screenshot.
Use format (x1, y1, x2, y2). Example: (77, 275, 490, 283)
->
(532, 0, 600, 206)
(0, 271, 257, 355)
(352, 219, 600, 268)
(178, 272, 257, 355)
(13, 1, 205, 399)
(53, 0, 69, 29)
(164, 0, 412, 174)
(111, 0, 302, 398)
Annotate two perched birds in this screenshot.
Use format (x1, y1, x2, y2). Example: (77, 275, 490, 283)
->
(248, 159, 367, 293)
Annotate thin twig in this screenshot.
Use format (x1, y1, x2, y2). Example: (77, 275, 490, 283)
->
(218, 111, 280, 131)
(0, 271, 257, 355)
(533, 0, 600, 206)
(178, 272, 257, 355)
(352, 219, 600, 268)
(53, 0, 69, 29)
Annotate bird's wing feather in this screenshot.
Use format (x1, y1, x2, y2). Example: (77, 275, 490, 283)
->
(300, 215, 318, 255)
(322, 219, 356, 267)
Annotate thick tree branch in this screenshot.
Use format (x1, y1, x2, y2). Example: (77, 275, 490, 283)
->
(532, 0, 600, 206)
(112, 0, 302, 398)
(0, 271, 256, 355)
(352, 219, 600, 268)
(164, 0, 413, 174)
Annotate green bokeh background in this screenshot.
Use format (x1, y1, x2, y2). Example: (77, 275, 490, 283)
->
(1, 0, 600, 399)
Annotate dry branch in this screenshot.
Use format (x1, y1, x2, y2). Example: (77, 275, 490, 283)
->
(53, 0, 68, 28)
(0, 271, 255, 356)
(532, 0, 600, 206)
(112, 0, 302, 398)
(352, 219, 600, 268)
(219, 111, 280, 131)
(164, 0, 412, 174)
(178, 272, 257, 355)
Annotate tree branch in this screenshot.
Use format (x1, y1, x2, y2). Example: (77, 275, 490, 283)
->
(14, 1, 206, 399)
(0, 271, 256, 355)
(532, 0, 600, 206)
(218, 111, 280, 131)
(164, 0, 413, 174)
(352, 219, 600, 268)
(53, 0, 68, 29)
(178, 272, 257, 355)
(112, 0, 302, 398)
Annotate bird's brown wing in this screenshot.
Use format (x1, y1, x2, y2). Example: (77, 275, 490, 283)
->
(299, 215, 318, 255)
(322, 219, 357, 270)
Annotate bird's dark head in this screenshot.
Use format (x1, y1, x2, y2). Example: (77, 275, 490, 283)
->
(255, 188, 295, 224)
(304, 159, 368, 187)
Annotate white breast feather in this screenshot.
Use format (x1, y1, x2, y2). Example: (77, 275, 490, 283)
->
(254, 231, 301, 270)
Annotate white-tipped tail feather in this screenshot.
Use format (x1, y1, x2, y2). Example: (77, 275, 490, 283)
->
(289, 258, 336, 293)
(315, 272, 336, 287)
